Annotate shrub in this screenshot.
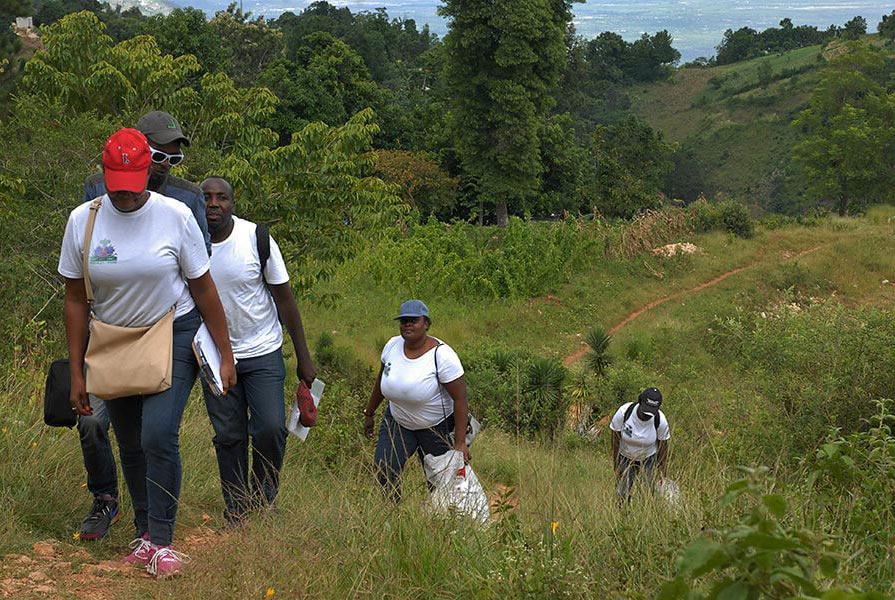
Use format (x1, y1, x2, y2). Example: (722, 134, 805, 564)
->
(807, 399, 895, 573)
(584, 326, 612, 375)
(660, 466, 882, 599)
(687, 198, 754, 238)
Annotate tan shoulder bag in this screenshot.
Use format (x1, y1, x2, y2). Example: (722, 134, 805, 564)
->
(82, 197, 175, 400)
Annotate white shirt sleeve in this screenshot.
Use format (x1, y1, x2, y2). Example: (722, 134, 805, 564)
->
(609, 403, 631, 432)
(435, 343, 464, 383)
(179, 213, 211, 280)
(381, 336, 400, 364)
(58, 211, 83, 279)
(264, 234, 290, 285)
(658, 411, 671, 441)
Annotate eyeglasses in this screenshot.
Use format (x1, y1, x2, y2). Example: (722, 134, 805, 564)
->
(149, 147, 185, 166)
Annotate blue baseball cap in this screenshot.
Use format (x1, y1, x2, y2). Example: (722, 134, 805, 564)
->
(394, 299, 430, 320)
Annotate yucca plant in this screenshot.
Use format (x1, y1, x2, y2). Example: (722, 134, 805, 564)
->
(519, 357, 568, 437)
(585, 326, 613, 376)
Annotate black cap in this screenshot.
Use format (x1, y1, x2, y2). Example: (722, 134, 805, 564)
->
(638, 387, 662, 416)
(136, 111, 190, 147)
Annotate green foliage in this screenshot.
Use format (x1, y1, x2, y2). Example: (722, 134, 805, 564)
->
(687, 198, 754, 238)
(585, 116, 674, 219)
(879, 11, 895, 42)
(220, 109, 405, 301)
(841, 16, 868, 41)
(209, 4, 284, 87)
(807, 399, 895, 567)
(464, 347, 568, 438)
(708, 300, 895, 456)
(440, 0, 572, 224)
(353, 216, 597, 300)
(791, 42, 895, 216)
(372, 149, 457, 218)
(22, 11, 200, 117)
(715, 19, 835, 65)
(584, 326, 612, 376)
(660, 466, 880, 599)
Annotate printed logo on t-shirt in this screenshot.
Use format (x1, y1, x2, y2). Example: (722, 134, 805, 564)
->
(383, 362, 391, 377)
(623, 423, 634, 438)
(90, 239, 118, 264)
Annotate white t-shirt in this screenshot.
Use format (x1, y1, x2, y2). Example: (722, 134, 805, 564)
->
(210, 216, 290, 360)
(58, 192, 209, 327)
(609, 402, 671, 461)
(379, 335, 464, 430)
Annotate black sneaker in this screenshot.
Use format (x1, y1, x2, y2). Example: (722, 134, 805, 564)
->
(79, 494, 119, 541)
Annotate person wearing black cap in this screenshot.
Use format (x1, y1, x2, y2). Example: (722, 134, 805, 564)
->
(609, 387, 671, 501)
(363, 299, 470, 502)
(73, 110, 211, 544)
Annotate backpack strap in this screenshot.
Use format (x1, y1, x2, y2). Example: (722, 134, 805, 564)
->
(255, 223, 271, 283)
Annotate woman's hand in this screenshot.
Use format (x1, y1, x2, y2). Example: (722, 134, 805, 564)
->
(70, 373, 92, 416)
(454, 440, 470, 463)
(363, 413, 375, 439)
(219, 359, 237, 396)
(298, 362, 317, 388)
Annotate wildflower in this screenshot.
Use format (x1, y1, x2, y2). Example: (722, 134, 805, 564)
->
(72, 531, 80, 541)
(266, 588, 275, 597)
(31, 442, 37, 448)
(551, 520, 558, 535)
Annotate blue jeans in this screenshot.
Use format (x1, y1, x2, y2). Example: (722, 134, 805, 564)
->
(104, 308, 200, 546)
(616, 454, 658, 501)
(78, 395, 117, 498)
(202, 348, 286, 522)
(374, 406, 454, 503)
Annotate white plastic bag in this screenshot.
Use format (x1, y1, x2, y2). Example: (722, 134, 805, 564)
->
(655, 478, 683, 510)
(287, 378, 325, 441)
(423, 450, 490, 525)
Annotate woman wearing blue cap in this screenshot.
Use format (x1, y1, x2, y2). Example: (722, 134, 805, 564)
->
(363, 299, 470, 502)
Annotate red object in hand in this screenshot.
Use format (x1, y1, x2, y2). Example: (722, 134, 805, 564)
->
(296, 381, 317, 427)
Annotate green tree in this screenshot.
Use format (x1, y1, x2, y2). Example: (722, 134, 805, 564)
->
(842, 15, 867, 40)
(143, 8, 228, 73)
(372, 149, 458, 218)
(210, 3, 283, 87)
(259, 32, 382, 142)
(440, 0, 572, 226)
(791, 43, 895, 215)
(585, 116, 674, 219)
(1, 0, 30, 63)
(878, 11, 895, 42)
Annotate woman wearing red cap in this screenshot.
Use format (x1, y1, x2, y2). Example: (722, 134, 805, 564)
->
(58, 128, 236, 578)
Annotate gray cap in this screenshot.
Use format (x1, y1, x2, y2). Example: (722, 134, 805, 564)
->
(136, 111, 190, 147)
(394, 299, 430, 320)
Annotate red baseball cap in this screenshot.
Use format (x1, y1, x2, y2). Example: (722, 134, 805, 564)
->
(102, 128, 151, 192)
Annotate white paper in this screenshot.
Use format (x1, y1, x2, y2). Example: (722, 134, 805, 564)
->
(287, 378, 324, 441)
(192, 322, 224, 396)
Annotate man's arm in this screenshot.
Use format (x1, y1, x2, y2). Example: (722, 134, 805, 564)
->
(189, 189, 212, 256)
(611, 431, 622, 478)
(269, 282, 316, 386)
(656, 439, 669, 477)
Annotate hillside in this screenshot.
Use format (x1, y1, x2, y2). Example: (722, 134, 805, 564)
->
(2, 209, 893, 597)
(631, 36, 892, 213)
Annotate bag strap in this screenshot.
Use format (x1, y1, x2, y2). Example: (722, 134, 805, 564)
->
(256, 223, 271, 283)
(81, 197, 103, 305)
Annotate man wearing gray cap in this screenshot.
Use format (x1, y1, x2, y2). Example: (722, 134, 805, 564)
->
(73, 111, 211, 543)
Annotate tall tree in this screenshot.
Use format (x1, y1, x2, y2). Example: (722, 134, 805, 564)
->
(791, 43, 895, 215)
(440, 0, 572, 226)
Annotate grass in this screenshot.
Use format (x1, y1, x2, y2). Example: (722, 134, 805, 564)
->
(1, 208, 894, 596)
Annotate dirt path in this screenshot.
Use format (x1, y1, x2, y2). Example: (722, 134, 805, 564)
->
(563, 244, 826, 366)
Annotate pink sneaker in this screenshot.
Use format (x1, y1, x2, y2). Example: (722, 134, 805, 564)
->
(123, 533, 153, 566)
(147, 546, 190, 579)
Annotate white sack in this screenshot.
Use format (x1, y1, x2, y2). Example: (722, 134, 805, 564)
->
(423, 450, 490, 525)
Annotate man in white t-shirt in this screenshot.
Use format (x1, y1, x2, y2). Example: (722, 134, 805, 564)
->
(609, 387, 671, 501)
(201, 176, 317, 524)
